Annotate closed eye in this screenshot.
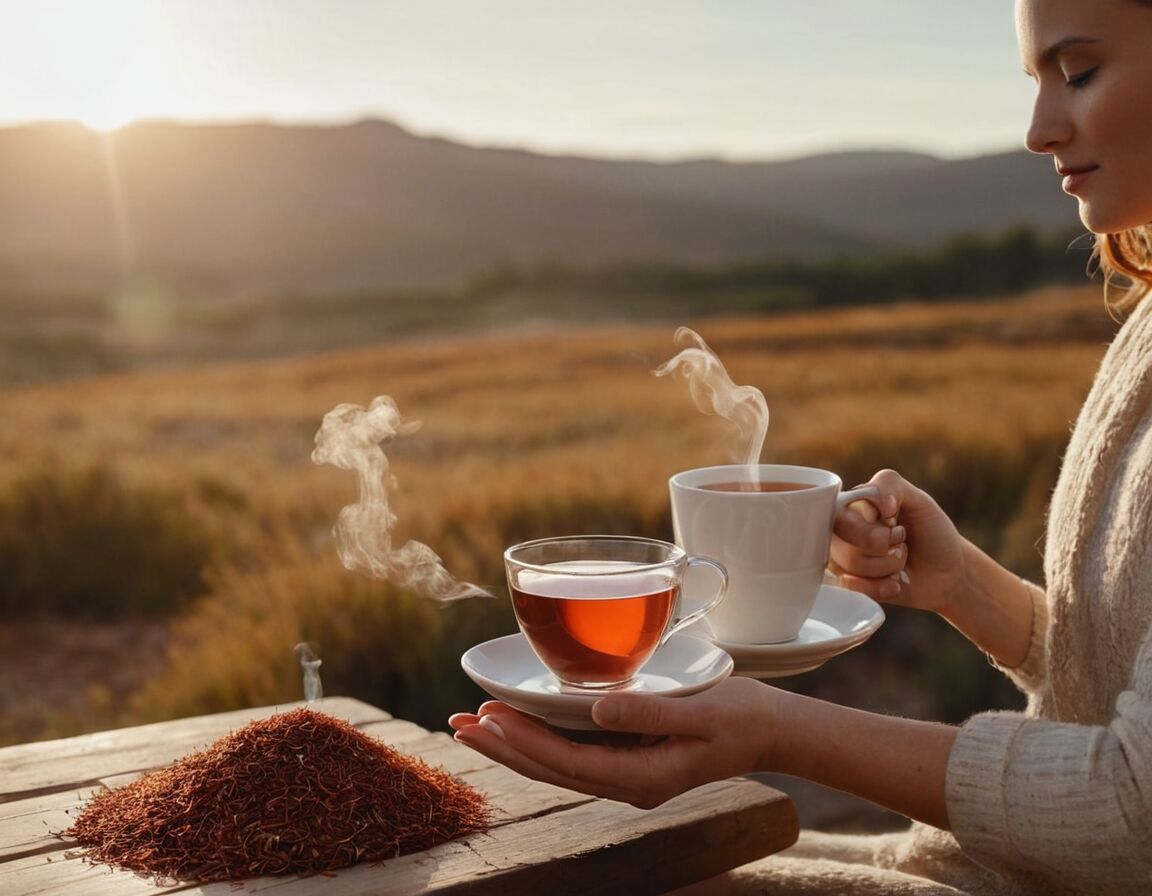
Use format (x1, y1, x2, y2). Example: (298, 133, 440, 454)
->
(1067, 65, 1099, 88)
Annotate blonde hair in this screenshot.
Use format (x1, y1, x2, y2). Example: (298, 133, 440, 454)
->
(1097, 226, 1152, 313)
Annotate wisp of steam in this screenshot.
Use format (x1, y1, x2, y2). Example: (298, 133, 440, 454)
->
(312, 395, 491, 601)
(654, 327, 769, 466)
(294, 642, 323, 703)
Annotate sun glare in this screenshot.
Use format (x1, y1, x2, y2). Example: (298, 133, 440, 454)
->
(77, 109, 140, 134)
(17, 0, 166, 134)
(77, 108, 140, 133)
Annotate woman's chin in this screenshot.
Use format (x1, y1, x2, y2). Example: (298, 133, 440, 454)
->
(1077, 200, 1152, 237)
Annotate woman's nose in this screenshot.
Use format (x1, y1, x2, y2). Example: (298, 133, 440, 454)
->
(1025, 91, 1072, 154)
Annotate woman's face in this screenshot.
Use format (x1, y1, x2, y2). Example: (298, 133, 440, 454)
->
(1017, 0, 1152, 234)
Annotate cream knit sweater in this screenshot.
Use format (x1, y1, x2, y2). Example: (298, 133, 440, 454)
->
(676, 296, 1152, 896)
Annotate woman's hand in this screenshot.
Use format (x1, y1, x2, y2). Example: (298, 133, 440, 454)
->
(832, 468, 1035, 667)
(451, 676, 958, 828)
(448, 676, 777, 809)
(830, 468, 967, 615)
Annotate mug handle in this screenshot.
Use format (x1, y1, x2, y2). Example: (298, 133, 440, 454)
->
(662, 556, 728, 645)
(831, 485, 886, 580)
(836, 484, 880, 515)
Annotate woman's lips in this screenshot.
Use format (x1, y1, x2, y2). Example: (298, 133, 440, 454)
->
(1058, 164, 1099, 195)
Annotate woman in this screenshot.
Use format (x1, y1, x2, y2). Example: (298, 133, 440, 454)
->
(450, 1, 1152, 892)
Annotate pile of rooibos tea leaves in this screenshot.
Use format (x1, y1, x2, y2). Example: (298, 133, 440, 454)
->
(65, 707, 491, 882)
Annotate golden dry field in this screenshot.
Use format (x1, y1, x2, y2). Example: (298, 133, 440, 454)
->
(0, 285, 1115, 748)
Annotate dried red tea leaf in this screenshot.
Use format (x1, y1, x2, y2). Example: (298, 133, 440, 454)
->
(65, 708, 490, 882)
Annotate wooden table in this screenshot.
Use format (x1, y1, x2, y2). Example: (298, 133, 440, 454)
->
(0, 697, 799, 895)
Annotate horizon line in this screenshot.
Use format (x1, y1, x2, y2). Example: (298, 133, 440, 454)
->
(0, 113, 1023, 167)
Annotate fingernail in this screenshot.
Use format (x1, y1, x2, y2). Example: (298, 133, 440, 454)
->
(478, 716, 505, 740)
(898, 570, 911, 585)
(593, 699, 620, 726)
(879, 576, 901, 599)
(887, 544, 904, 560)
(889, 525, 906, 545)
(883, 495, 898, 517)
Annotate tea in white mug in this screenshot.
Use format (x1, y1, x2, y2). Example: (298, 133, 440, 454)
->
(699, 480, 816, 493)
(671, 464, 876, 644)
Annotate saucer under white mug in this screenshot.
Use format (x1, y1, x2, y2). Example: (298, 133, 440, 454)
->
(460, 633, 734, 730)
(692, 584, 885, 678)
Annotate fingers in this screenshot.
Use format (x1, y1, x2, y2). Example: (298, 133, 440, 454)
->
(846, 496, 881, 524)
(591, 691, 714, 738)
(449, 682, 766, 810)
(832, 505, 906, 585)
(451, 703, 669, 806)
(869, 468, 910, 512)
(832, 470, 909, 580)
(832, 472, 912, 603)
(453, 715, 591, 794)
(845, 543, 907, 582)
(834, 506, 905, 557)
(837, 569, 908, 602)
(830, 532, 908, 601)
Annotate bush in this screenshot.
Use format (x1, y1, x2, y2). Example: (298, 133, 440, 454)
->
(0, 465, 215, 618)
(124, 487, 678, 733)
(125, 538, 512, 734)
(5, 295, 1098, 742)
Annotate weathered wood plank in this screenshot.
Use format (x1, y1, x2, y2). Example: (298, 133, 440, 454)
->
(6, 778, 795, 895)
(1, 701, 799, 895)
(374, 729, 491, 776)
(0, 788, 94, 863)
(456, 763, 597, 822)
(0, 851, 171, 896)
(356, 727, 595, 822)
(421, 779, 798, 896)
(0, 720, 582, 866)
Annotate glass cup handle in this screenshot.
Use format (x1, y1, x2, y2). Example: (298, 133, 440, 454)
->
(663, 556, 728, 645)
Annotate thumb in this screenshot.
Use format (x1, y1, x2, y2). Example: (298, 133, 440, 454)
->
(591, 692, 708, 737)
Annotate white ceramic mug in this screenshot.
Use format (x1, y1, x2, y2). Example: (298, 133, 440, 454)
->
(670, 464, 877, 644)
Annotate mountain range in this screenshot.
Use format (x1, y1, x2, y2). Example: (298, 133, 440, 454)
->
(0, 119, 1082, 297)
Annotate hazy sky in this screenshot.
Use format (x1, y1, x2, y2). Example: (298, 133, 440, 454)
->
(0, 0, 1034, 162)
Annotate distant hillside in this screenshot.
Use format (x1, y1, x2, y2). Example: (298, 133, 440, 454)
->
(0, 120, 1081, 296)
(484, 147, 1077, 247)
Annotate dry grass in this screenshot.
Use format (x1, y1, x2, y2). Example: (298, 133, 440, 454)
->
(0, 284, 1112, 743)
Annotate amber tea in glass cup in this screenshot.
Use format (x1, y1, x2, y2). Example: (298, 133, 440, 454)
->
(504, 535, 727, 690)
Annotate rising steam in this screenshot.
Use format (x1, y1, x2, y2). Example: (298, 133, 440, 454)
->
(312, 395, 490, 601)
(654, 327, 769, 466)
(294, 642, 323, 703)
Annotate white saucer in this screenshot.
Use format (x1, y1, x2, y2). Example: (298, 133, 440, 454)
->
(706, 585, 885, 678)
(461, 633, 734, 730)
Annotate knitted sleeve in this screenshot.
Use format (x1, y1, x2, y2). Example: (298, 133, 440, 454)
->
(989, 579, 1050, 699)
(945, 628, 1152, 894)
